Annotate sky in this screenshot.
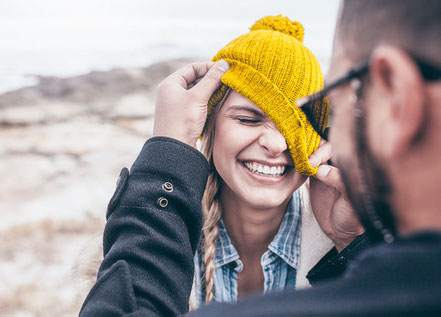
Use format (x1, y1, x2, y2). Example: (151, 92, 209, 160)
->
(0, 0, 340, 93)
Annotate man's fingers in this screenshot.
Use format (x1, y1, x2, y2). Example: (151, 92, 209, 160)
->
(167, 62, 215, 89)
(187, 77, 203, 89)
(191, 60, 230, 95)
(315, 164, 345, 193)
(309, 141, 332, 168)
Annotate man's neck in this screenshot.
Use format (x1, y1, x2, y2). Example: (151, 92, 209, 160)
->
(391, 150, 441, 236)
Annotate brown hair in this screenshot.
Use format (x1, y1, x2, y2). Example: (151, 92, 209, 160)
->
(199, 86, 232, 303)
(338, 0, 441, 64)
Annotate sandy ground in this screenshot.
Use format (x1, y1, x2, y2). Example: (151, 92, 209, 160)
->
(0, 58, 198, 316)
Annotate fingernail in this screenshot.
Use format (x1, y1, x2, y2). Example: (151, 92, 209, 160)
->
(295, 97, 308, 108)
(309, 157, 320, 168)
(317, 165, 330, 178)
(216, 60, 230, 72)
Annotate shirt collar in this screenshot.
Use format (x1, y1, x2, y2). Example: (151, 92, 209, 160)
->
(214, 191, 302, 269)
(268, 191, 302, 269)
(214, 219, 240, 268)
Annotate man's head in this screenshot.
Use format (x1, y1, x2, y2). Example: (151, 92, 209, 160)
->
(335, 0, 441, 65)
(328, 0, 441, 241)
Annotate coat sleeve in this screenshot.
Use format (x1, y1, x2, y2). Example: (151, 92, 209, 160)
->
(306, 233, 372, 285)
(79, 137, 209, 316)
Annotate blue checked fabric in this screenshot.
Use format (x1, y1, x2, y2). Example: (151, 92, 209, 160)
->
(194, 191, 302, 306)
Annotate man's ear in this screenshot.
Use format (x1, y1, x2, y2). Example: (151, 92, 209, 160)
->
(369, 46, 427, 159)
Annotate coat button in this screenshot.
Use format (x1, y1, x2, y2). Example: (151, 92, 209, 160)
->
(157, 197, 168, 208)
(162, 182, 173, 192)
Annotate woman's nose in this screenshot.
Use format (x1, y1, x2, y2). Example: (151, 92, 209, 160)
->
(258, 124, 288, 157)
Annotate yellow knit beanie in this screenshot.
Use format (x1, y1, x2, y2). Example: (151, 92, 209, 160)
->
(208, 15, 329, 176)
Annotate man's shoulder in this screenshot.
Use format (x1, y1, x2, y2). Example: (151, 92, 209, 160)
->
(190, 231, 441, 316)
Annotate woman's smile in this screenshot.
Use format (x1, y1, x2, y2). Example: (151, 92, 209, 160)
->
(242, 161, 287, 176)
(239, 159, 292, 185)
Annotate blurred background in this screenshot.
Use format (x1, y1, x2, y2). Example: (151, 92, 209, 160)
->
(0, 0, 339, 315)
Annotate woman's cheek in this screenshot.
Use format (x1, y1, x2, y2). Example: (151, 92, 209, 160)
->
(286, 171, 308, 195)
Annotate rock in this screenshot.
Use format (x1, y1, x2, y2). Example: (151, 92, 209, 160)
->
(0, 101, 88, 126)
(0, 57, 200, 315)
(0, 58, 199, 108)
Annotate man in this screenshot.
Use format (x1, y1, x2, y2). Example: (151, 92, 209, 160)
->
(80, 0, 441, 315)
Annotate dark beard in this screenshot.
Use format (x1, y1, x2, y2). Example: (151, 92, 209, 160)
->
(338, 85, 397, 244)
(339, 160, 396, 244)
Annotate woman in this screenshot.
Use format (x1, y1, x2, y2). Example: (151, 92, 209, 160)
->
(191, 15, 333, 307)
(79, 14, 367, 316)
(78, 14, 333, 312)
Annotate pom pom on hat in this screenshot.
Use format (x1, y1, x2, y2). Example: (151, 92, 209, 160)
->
(250, 15, 304, 42)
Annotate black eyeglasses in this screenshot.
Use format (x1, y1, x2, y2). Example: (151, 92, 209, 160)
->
(296, 53, 441, 140)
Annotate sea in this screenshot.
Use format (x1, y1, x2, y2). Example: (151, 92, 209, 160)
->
(0, 0, 339, 94)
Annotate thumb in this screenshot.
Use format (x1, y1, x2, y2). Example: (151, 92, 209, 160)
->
(191, 60, 230, 99)
(316, 164, 346, 193)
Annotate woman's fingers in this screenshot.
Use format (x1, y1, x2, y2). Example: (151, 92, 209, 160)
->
(309, 141, 332, 168)
(309, 140, 345, 193)
(315, 164, 345, 193)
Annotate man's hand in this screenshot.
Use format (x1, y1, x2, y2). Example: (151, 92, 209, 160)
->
(308, 140, 365, 252)
(153, 60, 230, 147)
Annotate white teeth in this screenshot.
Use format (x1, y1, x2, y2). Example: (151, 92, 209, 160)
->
(243, 162, 286, 177)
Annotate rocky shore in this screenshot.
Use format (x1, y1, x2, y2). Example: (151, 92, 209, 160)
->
(0, 58, 198, 316)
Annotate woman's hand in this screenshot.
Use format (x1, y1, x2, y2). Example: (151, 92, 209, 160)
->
(308, 140, 365, 252)
(153, 60, 230, 147)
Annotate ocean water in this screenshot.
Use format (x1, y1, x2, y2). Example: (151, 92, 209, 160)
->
(0, 0, 339, 93)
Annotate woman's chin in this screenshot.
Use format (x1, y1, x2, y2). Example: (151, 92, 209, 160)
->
(242, 194, 290, 210)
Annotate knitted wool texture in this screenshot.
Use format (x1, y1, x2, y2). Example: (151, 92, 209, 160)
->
(208, 15, 329, 176)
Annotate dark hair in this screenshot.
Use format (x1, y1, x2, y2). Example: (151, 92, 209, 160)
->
(337, 0, 441, 63)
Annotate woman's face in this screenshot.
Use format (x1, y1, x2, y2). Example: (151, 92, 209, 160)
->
(212, 90, 307, 210)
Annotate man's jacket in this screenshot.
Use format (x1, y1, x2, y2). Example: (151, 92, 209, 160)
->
(80, 137, 441, 316)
